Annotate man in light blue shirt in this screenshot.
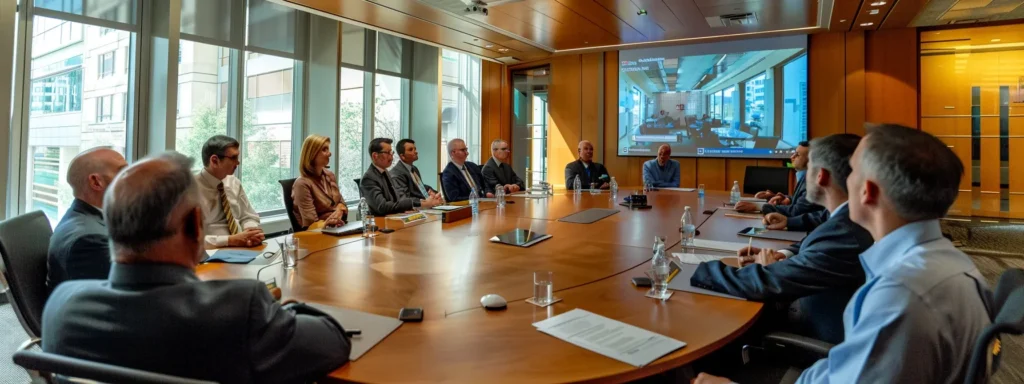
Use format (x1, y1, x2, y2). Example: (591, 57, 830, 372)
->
(695, 124, 991, 384)
(641, 145, 679, 188)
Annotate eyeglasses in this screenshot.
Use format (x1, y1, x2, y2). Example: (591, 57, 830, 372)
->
(453, 148, 469, 153)
(219, 154, 240, 161)
(376, 151, 394, 156)
(495, 147, 510, 151)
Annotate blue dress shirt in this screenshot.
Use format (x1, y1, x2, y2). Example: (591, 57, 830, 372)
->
(641, 159, 680, 188)
(797, 220, 991, 383)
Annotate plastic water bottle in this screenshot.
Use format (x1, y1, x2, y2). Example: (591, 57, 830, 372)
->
(495, 184, 505, 208)
(609, 177, 619, 198)
(650, 237, 670, 297)
(730, 181, 741, 205)
(680, 206, 695, 248)
(359, 197, 372, 237)
(573, 175, 582, 195)
(469, 188, 479, 217)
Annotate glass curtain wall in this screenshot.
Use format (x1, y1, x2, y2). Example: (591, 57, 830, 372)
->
(440, 49, 482, 165)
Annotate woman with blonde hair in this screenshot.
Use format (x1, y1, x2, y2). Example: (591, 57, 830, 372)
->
(292, 134, 347, 228)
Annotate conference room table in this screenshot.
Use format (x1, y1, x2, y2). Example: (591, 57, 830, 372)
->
(197, 190, 800, 383)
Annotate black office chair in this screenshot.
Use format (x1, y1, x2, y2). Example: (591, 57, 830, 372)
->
(965, 268, 1024, 384)
(353, 178, 362, 198)
(438, 172, 451, 202)
(12, 350, 216, 384)
(0, 211, 54, 340)
(279, 178, 304, 233)
(742, 166, 791, 195)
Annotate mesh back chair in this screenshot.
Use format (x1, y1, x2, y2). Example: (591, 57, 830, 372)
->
(742, 166, 791, 195)
(965, 268, 1024, 384)
(13, 350, 216, 384)
(0, 211, 54, 339)
(279, 178, 303, 233)
(354, 178, 362, 198)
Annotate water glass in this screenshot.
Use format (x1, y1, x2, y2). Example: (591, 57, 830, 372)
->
(283, 237, 299, 269)
(589, 182, 599, 195)
(698, 184, 706, 198)
(533, 271, 554, 304)
(644, 268, 670, 299)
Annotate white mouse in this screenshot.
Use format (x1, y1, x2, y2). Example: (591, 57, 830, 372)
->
(480, 294, 507, 310)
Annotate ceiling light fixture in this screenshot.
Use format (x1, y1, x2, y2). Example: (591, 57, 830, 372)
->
(870, 1, 886, 6)
(861, 22, 874, 26)
(869, 9, 880, 15)
(485, 44, 494, 48)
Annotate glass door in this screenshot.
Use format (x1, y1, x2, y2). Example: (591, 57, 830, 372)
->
(511, 66, 549, 187)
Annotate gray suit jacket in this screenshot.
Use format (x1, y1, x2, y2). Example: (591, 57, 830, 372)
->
(691, 205, 873, 344)
(47, 199, 110, 290)
(42, 263, 351, 383)
(389, 162, 434, 200)
(360, 165, 418, 216)
(481, 158, 525, 191)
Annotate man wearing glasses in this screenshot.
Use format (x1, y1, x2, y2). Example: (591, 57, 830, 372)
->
(194, 135, 264, 248)
(442, 138, 494, 201)
(482, 139, 526, 193)
(360, 138, 443, 216)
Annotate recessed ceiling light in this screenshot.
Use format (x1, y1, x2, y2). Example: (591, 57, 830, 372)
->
(870, 1, 886, 6)
(840, 19, 847, 22)
(497, 48, 509, 52)
(869, 9, 880, 14)
(485, 44, 494, 48)
(861, 22, 874, 26)
(992, 39, 1002, 42)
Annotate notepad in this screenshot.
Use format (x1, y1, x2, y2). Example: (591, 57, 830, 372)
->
(432, 205, 463, 211)
(739, 197, 766, 203)
(532, 309, 686, 367)
(386, 212, 426, 224)
(666, 262, 746, 301)
(306, 303, 403, 361)
(690, 239, 748, 253)
(672, 253, 732, 265)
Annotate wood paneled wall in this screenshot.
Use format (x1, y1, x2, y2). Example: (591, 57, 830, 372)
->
(481, 61, 511, 159)
(484, 29, 920, 190)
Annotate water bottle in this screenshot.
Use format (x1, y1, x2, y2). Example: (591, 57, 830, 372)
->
(680, 206, 695, 248)
(495, 184, 505, 208)
(573, 175, 582, 195)
(469, 188, 479, 217)
(359, 197, 371, 237)
(650, 237, 670, 297)
(609, 177, 619, 198)
(730, 181, 741, 205)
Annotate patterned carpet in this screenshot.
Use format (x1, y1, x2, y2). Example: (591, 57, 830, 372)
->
(0, 220, 1021, 383)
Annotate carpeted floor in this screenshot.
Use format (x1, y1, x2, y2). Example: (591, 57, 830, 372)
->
(1, 220, 1021, 383)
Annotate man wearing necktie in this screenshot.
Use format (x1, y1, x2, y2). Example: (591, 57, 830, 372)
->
(194, 135, 264, 248)
(390, 138, 438, 200)
(361, 138, 443, 216)
(564, 140, 611, 190)
(441, 138, 493, 201)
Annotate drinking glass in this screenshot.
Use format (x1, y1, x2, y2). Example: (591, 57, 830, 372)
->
(644, 267, 670, 299)
(589, 182, 599, 195)
(533, 271, 553, 304)
(283, 237, 299, 269)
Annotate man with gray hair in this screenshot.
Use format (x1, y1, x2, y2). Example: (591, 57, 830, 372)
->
(441, 138, 492, 201)
(481, 139, 525, 193)
(695, 125, 991, 384)
(46, 147, 126, 289)
(41, 152, 352, 383)
(641, 144, 679, 188)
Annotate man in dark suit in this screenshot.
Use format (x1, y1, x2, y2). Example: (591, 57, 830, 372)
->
(390, 139, 437, 200)
(736, 141, 824, 218)
(564, 140, 611, 189)
(42, 152, 352, 383)
(47, 147, 127, 290)
(690, 134, 871, 344)
(361, 138, 442, 215)
(441, 138, 493, 201)
(481, 139, 525, 193)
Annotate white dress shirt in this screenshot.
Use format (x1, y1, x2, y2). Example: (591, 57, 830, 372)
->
(195, 169, 261, 247)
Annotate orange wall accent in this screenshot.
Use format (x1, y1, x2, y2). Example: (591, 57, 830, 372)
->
(481, 60, 510, 158)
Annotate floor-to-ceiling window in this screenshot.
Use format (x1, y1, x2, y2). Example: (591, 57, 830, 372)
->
(440, 49, 481, 165)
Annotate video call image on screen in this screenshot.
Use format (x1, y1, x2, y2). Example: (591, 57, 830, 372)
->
(618, 35, 808, 158)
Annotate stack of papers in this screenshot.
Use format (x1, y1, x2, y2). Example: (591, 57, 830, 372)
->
(386, 212, 427, 223)
(690, 239, 748, 253)
(672, 253, 732, 265)
(532, 309, 686, 367)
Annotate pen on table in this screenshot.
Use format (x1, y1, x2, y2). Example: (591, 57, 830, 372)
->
(345, 329, 362, 337)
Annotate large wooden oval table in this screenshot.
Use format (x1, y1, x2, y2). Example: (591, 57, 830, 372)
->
(197, 190, 796, 383)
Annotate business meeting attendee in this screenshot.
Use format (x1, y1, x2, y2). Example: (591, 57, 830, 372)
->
(642, 144, 680, 188)
(292, 134, 347, 228)
(194, 135, 264, 248)
(361, 138, 443, 215)
(46, 147, 127, 290)
(690, 134, 871, 344)
(695, 125, 991, 384)
(481, 139, 526, 193)
(735, 141, 823, 218)
(441, 138, 493, 201)
(42, 152, 351, 383)
(390, 138, 437, 200)
(564, 140, 611, 189)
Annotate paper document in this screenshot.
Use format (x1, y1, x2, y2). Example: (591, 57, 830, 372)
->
(667, 262, 747, 301)
(690, 239, 748, 253)
(532, 309, 686, 367)
(508, 193, 549, 198)
(306, 303, 403, 361)
(672, 253, 732, 265)
(739, 197, 766, 203)
(432, 205, 463, 211)
(660, 187, 696, 192)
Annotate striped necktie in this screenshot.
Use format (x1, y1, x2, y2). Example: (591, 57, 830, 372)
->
(411, 170, 429, 198)
(461, 166, 478, 191)
(217, 183, 239, 235)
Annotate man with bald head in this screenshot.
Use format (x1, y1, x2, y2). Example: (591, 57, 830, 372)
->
(565, 140, 611, 189)
(42, 151, 352, 382)
(46, 147, 127, 289)
(642, 144, 679, 188)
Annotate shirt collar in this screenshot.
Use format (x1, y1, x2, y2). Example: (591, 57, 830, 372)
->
(400, 161, 414, 172)
(796, 170, 806, 181)
(859, 219, 944, 279)
(831, 201, 849, 215)
(373, 164, 388, 174)
(451, 161, 466, 170)
(109, 263, 198, 286)
(198, 168, 222, 188)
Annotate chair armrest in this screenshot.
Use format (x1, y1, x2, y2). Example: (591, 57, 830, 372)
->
(764, 331, 835, 358)
(17, 338, 40, 352)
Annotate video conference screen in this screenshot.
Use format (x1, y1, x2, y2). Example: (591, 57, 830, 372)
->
(617, 35, 808, 158)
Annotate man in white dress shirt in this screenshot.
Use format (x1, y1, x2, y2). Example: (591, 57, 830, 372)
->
(195, 135, 264, 248)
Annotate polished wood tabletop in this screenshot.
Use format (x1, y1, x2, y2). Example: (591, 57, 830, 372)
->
(196, 190, 799, 383)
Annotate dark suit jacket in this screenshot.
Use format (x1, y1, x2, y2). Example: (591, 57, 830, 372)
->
(690, 205, 873, 344)
(389, 161, 435, 200)
(564, 159, 611, 190)
(441, 161, 489, 201)
(360, 165, 418, 216)
(760, 173, 824, 217)
(42, 263, 351, 384)
(46, 199, 111, 290)
(481, 158, 525, 191)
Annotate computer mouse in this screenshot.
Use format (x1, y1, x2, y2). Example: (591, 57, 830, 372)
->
(480, 294, 507, 310)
